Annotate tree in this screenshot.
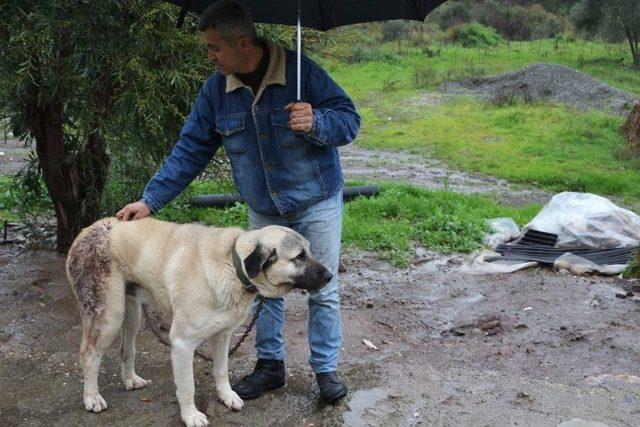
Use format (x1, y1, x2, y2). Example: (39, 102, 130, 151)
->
(570, 0, 640, 68)
(0, 1, 209, 251)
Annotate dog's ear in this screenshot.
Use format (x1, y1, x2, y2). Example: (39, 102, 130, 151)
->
(244, 244, 277, 278)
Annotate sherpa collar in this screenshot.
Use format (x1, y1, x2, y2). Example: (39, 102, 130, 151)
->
(225, 39, 287, 102)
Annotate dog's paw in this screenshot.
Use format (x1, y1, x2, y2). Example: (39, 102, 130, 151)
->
(181, 410, 209, 427)
(219, 390, 244, 411)
(83, 393, 108, 412)
(123, 374, 151, 390)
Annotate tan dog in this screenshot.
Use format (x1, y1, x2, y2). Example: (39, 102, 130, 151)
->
(66, 217, 332, 427)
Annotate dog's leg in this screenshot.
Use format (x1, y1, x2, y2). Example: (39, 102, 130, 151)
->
(79, 283, 125, 413)
(170, 333, 209, 427)
(210, 330, 243, 410)
(120, 290, 150, 390)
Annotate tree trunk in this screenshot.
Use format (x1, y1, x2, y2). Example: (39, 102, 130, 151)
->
(624, 25, 640, 68)
(26, 87, 109, 252)
(27, 94, 81, 252)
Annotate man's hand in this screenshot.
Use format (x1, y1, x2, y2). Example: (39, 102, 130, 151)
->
(116, 201, 151, 221)
(285, 102, 314, 133)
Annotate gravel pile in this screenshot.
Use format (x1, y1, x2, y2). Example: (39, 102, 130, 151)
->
(441, 62, 638, 115)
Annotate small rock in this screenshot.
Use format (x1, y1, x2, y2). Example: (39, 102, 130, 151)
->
(480, 320, 500, 331)
(615, 293, 627, 299)
(517, 391, 532, 400)
(366, 302, 374, 309)
(450, 328, 466, 337)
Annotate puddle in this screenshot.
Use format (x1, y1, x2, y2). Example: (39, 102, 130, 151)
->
(343, 387, 388, 427)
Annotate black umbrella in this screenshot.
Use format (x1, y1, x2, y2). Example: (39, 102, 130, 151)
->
(166, 0, 448, 98)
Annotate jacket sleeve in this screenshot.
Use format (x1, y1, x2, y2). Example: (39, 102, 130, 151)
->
(141, 82, 221, 213)
(303, 62, 361, 147)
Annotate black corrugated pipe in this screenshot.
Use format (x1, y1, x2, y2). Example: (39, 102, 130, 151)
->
(190, 185, 380, 209)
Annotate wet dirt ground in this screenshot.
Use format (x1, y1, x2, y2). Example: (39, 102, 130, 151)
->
(2, 143, 640, 426)
(2, 244, 640, 427)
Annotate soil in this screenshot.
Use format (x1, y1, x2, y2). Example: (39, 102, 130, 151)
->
(2, 244, 640, 427)
(441, 63, 639, 116)
(339, 143, 551, 207)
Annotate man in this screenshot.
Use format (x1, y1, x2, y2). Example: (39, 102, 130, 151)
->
(116, 0, 360, 404)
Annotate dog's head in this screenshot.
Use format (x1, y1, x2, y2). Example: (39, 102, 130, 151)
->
(234, 226, 333, 298)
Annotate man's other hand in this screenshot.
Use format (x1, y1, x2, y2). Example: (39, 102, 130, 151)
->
(116, 201, 151, 221)
(285, 102, 313, 133)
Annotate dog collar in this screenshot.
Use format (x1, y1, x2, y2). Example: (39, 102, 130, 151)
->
(232, 248, 258, 294)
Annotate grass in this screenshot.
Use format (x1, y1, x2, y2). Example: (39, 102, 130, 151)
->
(356, 99, 640, 200)
(325, 39, 640, 98)
(157, 180, 539, 267)
(0, 177, 17, 221)
(318, 38, 640, 204)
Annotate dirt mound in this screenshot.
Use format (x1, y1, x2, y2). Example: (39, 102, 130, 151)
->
(441, 63, 638, 115)
(621, 102, 640, 154)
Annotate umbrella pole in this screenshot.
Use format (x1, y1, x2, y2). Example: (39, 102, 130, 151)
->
(296, 0, 301, 101)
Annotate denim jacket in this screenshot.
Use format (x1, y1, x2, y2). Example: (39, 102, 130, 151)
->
(141, 41, 360, 216)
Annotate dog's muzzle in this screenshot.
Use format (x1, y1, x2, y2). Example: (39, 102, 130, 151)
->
(294, 267, 333, 291)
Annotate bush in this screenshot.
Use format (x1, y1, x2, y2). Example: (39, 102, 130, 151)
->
(447, 23, 503, 47)
(431, 1, 472, 30)
(475, 1, 564, 40)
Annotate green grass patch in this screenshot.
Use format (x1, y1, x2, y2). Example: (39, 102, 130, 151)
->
(343, 183, 538, 266)
(326, 39, 640, 97)
(356, 98, 640, 200)
(0, 177, 17, 221)
(158, 180, 539, 267)
(623, 251, 640, 279)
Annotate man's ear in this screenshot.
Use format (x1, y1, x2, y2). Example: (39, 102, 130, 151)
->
(238, 35, 251, 51)
(244, 244, 276, 279)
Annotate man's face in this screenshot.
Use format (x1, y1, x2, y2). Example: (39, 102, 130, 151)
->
(202, 28, 245, 75)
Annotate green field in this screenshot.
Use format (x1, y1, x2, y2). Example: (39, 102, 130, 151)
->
(321, 39, 640, 203)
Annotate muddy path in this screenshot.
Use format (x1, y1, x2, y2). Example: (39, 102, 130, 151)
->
(339, 143, 552, 207)
(1, 244, 639, 426)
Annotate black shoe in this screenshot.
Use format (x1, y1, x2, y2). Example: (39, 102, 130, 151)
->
(316, 371, 348, 403)
(232, 359, 285, 400)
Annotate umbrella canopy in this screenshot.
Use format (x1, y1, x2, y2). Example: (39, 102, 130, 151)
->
(167, 0, 448, 31)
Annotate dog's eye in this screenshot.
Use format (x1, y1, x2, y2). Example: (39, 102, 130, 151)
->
(294, 252, 306, 261)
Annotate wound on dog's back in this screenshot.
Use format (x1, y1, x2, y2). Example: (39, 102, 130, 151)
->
(68, 221, 114, 316)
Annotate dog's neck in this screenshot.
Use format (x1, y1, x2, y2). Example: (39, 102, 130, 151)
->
(232, 246, 258, 294)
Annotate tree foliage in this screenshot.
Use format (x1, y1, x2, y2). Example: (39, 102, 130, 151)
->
(0, 1, 210, 250)
(570, 0, 640, 67)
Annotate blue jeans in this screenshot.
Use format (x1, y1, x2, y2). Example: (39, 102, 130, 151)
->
(248, 190, 343, 373)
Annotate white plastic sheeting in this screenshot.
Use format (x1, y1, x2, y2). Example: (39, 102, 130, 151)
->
(461, 192, 640, 275)
(521, 192, 640, 249)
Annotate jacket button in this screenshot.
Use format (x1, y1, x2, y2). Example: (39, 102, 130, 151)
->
(260, 134, 266, 138)
(272, 192, 278, 198)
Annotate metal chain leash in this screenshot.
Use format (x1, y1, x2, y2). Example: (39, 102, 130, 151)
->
(142, 295, 265, 362)
(227, 295, 264, 357)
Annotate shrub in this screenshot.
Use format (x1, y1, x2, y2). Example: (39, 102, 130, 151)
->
(447, 23, 503, 47)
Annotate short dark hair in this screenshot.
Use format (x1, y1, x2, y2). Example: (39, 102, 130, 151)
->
(199, 0, 258, 45)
